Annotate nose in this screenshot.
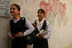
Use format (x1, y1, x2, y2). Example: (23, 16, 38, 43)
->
(10, 8, 13, 11)
(38, 13, 41, 16)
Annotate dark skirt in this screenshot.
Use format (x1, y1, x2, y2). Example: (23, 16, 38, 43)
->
(33, 37, 48, 48)
(12, 37, 27, 48)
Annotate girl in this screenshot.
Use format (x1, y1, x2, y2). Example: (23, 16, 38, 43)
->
(8, 4, 34, 48)
(33, 9, 50, 48)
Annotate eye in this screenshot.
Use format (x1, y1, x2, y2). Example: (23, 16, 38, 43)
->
(10, 8, 16, 10)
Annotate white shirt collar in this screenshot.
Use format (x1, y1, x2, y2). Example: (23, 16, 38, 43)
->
(36, 18, 46, 25)
(36, 18, 46, 31)
(13, 17, 21, 23)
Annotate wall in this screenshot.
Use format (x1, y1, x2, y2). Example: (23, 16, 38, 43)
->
(0, 0, 72, 48)
(0, 17, 10, 48)
(11, 0, 72, 48)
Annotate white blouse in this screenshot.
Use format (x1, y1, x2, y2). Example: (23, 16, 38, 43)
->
(35, 18, 51, 39)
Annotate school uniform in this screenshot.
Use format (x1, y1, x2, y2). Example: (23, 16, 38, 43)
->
(9, 17, 34, 48)
(33, 18, 50, 48)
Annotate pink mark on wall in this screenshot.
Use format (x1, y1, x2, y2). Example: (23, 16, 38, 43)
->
(40, 0, 66, 18)
(40, 0, 51, 16)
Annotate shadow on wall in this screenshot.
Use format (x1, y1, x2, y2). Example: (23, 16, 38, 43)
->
(8, 39, 12, 48)
(66, 43, 72, 48)
(0, 16, 11, 48)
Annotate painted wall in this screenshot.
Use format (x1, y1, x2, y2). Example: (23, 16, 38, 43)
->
(0, 17, 10, 48)
(11, 0, 72, 48)
(0, 0, 72, 48)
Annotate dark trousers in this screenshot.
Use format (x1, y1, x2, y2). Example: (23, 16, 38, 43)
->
(33, 37, 48, 48)
(12, 37, 27, 48)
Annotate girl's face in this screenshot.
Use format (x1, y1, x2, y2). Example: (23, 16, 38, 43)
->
(10, 5, 20, 17)
(38, 11, 45, 20)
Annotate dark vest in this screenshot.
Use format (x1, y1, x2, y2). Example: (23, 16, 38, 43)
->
(35, 20, 46, 30)
(34, 20, 46, 35)
(10, 17, 28, 35)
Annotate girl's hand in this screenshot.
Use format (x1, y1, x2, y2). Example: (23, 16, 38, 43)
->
(15, 32, 24, 37)
(8, 34, 15, 39)
(38, 34, 44, 38)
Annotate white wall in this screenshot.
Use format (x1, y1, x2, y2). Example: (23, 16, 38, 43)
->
(0, 0, 72, 48)
(11, 0, 72, 48)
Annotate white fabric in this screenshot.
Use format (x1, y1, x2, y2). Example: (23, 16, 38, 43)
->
(35, 18, 51, 39)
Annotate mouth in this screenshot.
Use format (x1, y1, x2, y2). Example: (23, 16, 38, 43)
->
(10, 11, 15, 14)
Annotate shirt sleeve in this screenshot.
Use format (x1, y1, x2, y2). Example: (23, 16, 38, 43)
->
(8, 32, 11, 35)
(24, 19, 34, 36)
(44, 21, 51, 39)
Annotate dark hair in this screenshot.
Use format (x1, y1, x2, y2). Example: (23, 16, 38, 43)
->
(11, 4, 21, 11)
(37, 9, 45, 14)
